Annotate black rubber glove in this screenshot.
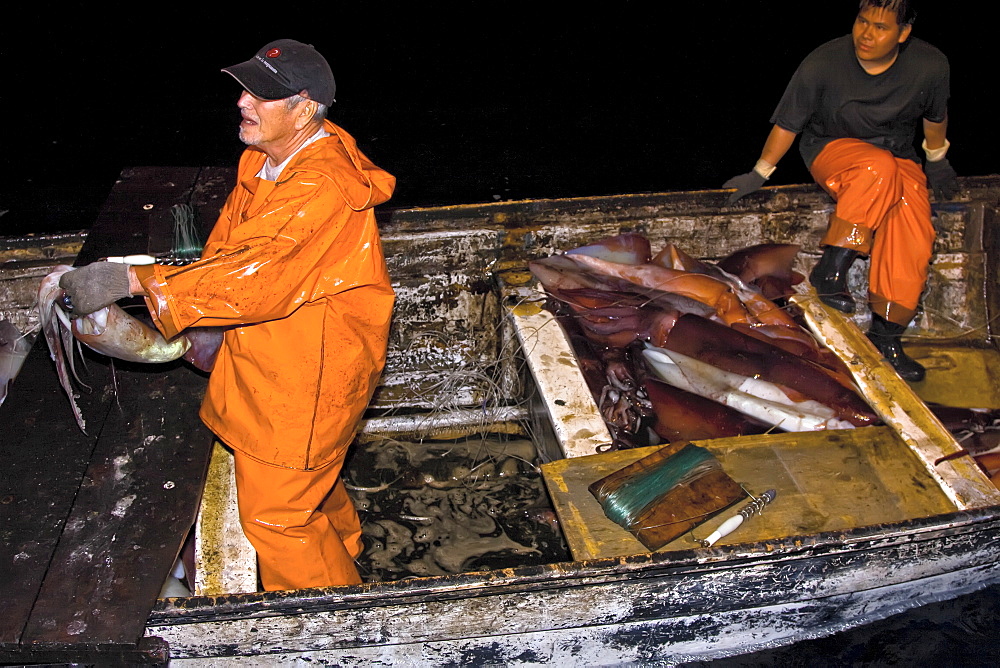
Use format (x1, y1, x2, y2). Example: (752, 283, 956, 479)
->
(723, 171, 767, 205)
(925, 159, 958, 200)
(58, 262, 132, 316)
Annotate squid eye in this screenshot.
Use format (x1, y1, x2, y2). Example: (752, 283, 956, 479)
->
(59, 292, 74, 313)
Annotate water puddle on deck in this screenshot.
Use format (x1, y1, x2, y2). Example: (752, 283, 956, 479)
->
(344, 436, 570, 582)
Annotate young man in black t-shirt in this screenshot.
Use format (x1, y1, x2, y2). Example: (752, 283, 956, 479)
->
(723, 0, 957, 382)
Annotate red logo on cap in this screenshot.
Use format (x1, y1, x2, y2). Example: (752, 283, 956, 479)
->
(266, 48, 282, 58)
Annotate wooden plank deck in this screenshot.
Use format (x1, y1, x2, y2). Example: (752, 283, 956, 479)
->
(0, 167, 218, 665)
(542, 427, 958, 562)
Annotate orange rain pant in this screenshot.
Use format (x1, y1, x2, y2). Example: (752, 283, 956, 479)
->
(809, 138, 935, 326)
(233, 448, 363, 590)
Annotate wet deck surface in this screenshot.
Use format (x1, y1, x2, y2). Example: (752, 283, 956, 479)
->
(0, 168, 217, 665)
(545, 426, 956, 562)
(346, 436, 570, 581)
(910, 344, 1000, 410)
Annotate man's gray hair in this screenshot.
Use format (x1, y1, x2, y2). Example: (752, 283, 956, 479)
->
(285, 94, 328, 121)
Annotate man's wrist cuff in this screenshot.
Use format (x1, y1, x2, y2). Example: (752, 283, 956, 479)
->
(131, 264, 156, 296)
(922, 138, 950, 162)
(753, 159, 776, 179)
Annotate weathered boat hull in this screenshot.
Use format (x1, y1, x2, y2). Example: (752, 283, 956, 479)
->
(156, 174, 1000, 664)
(3, 171, 1000, 665)
(150, 508, 1000, 664)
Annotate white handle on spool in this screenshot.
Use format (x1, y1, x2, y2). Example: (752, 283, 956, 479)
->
(700, 515, 745, 547)
(699, 489, 777, 548)
(105, 254, 157, 265)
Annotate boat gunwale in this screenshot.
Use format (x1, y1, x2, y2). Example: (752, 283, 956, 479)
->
(375, 175, 1000, 229)
(149, 503, 1000, 624)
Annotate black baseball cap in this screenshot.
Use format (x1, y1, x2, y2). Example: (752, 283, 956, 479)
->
(222, 39, 336, 106)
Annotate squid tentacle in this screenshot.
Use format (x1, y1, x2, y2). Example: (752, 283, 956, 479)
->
(37, 265, 224, 433)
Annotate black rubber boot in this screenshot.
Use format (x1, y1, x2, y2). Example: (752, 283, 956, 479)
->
(867, 314, 926, 382)
(809, 245, 860, 313)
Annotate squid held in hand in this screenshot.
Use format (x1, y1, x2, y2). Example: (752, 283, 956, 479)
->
(38, 265, 223, 433)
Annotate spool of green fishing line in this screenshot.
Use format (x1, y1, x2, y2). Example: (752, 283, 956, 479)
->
(595, 443, 719, 530)
(171, 204, 203, 262)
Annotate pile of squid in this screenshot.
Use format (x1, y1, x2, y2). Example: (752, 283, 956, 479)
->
(529, 234, 879, 450)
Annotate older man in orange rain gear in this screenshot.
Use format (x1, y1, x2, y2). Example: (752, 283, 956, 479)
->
(60, 39, 395, 590)
(723, 0, 957, 383)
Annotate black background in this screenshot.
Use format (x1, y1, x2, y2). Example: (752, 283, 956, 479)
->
(3, 1, 995, 235)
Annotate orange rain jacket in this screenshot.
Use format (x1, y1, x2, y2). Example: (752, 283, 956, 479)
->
(138, 120, 395, 469)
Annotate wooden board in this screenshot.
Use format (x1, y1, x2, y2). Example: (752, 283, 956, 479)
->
(0, 342, 101, 645)
(589, 441, 746, 550)
(908, 344, 1000, 409)
(0, 166, 215, 665)
(506, 296, 613, 459)
(792, 292, 1000, 510)
(542, 427, 956, 561)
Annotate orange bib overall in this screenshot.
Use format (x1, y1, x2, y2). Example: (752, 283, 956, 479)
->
(810, 138, 935, 325)
(140, 121, 395, 589)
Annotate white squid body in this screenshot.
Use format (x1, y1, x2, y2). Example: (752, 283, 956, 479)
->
(38, 265, 194, 433)
(1, 320, 32, 406)
(642, 344, 856, 433)
(69, 302, 191, 363)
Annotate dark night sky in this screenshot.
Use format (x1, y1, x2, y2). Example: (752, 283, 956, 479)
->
(3, 2, 995, 235)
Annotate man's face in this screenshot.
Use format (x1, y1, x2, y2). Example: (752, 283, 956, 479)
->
(853, 6, 912, 66)
(236, 91, 301, 149)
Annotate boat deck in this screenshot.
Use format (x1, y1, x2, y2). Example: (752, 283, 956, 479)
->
(2, 169, 1000, 664)
(546, 426, 956, 561)
(0, 168, 218, 665)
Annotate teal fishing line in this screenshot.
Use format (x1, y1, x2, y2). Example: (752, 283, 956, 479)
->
(598, 444, 718, 530)
(171, 204, 203, 261)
